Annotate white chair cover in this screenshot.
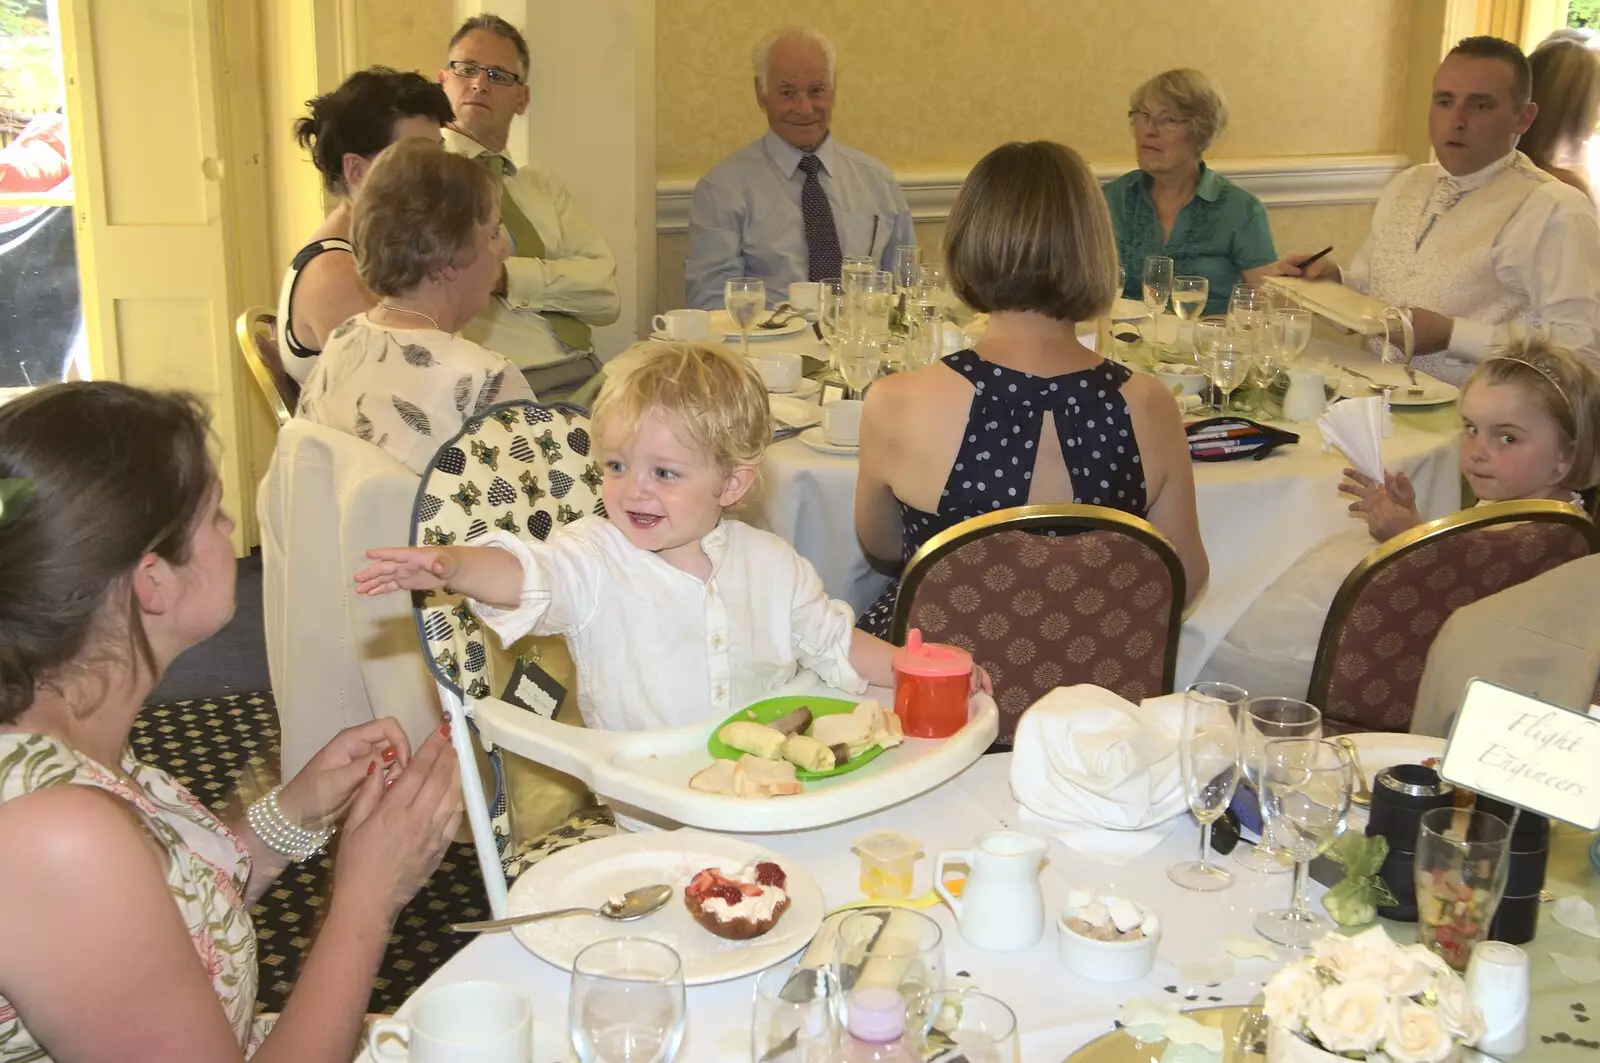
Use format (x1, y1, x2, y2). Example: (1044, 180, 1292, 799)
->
(258, 418, 440, 780)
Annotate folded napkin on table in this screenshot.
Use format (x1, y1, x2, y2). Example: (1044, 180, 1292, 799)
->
(1317, 396, 1389, 482)
(1009, 685, 1188, 864)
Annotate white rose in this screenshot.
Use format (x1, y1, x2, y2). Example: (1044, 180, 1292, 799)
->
(1264, 960, 1323, 1031)
(1430, 972, 1485, 1045)
(1377, 952, 1435, 999)
(1385, 1001, 1454, 1063)
(1404, 944, 1455, 978)
(1314, 926, 1405, 984)
(1308, 979, 1391, 1054)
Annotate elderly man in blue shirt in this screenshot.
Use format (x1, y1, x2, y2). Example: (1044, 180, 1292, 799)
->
(685, 27, 914, 309)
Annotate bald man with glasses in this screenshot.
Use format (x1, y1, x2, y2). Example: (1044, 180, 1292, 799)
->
(438, 13, 619, 399)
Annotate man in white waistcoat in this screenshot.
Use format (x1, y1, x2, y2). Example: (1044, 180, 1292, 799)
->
(1281, 36, 1600, 385)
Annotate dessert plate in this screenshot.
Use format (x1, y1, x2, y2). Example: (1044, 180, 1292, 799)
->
(506, 831, 823, 984)
(710, 310, 810, 340)
(798, 426, 857, 455)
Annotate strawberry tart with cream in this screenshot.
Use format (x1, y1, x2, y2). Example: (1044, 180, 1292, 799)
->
(683, 860, 789, 940)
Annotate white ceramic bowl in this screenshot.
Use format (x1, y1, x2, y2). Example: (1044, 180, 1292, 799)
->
(1153, 363, 1208, 397)
(1057, 913, 1159, 983)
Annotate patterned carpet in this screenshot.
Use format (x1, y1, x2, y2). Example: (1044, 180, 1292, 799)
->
(129, 691, 488, 1014)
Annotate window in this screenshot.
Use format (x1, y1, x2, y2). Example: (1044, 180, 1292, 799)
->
(0, 0, 83, 394)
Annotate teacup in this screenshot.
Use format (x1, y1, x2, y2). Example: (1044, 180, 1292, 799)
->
(823, 399, 863, 447)
(368, 981, 531, 1063)
(652, 308, 712, 342)
(787, 281, 822, 311)
(751, 351, 804, 393)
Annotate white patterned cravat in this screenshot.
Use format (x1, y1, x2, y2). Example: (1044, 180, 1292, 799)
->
(1415, 175, 1466, 251)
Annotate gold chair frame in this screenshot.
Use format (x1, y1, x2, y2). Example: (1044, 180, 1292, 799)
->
(889, 503, 1187, 695)
(1307, 498, 1600, 709)
(234, 307, 294, 427)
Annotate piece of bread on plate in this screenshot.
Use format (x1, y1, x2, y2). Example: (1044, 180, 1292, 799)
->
(689, 758, 738, 794)
(733, 755, 803, 797)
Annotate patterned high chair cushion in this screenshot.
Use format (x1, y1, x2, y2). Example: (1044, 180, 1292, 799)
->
(409, 400, 607, 868)
(897, 527, 1180, 744)
(1313, 519, 1595, 732)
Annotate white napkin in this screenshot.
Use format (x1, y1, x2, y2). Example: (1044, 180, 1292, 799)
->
(1317, 396, 1387, 482)
(1009, 686, 1187, 863)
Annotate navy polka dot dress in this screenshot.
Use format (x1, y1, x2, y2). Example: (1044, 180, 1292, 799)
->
(857, 350, 1149, 637)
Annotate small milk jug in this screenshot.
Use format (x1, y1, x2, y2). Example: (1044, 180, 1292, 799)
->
(1282, 369, 1327, 423)
(933, 831, 1047, 951)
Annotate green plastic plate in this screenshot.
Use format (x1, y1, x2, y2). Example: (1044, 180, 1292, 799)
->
(704, 695, 885, 781)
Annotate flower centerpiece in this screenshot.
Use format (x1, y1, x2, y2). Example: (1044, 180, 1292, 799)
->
(1263, 926, 1485, 1063)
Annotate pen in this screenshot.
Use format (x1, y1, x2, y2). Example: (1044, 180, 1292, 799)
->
(1187, 426, 1258, 443)
(869, 215, 880, 256)
(1295, 246, 1334, 272)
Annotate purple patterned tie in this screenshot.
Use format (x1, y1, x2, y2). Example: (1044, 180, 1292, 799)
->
(798, 153, 842, 281)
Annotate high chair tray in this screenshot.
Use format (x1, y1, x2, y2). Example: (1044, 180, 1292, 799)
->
(469, 679, 998, 834)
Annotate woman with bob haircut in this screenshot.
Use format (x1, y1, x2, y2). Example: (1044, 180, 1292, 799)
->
(297, 137, 534, 475)
(854, 140, 1208, 639)
(1521, 37, 1600, 203)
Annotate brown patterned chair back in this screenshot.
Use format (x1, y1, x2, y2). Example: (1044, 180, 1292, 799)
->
(889, 504, 1185, 746)
(1309, 499, 1600, 732)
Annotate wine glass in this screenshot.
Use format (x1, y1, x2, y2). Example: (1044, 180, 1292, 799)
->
(724, 277, 766, 359)
(1168, 682, 1246, 892)
(1234, 698, 1321, 875)
(569, 938, 686, 1063)
(1171, 275, 1208, 323)
(1227, 285, 1269, 357)
(892, 245, 922, 292)
(838, 337, 883, 397)
(1208, 339, 1250, 415)
(1269, 308, 1312, 363)
(818, 278, 845, 370)
(1142, 255, 1174, 317)
(752, 963, 838, 1063)
(1253, 738, 1353, 948)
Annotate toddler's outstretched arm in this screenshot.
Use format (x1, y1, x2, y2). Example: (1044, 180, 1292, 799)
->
(354, 546, 524, 609)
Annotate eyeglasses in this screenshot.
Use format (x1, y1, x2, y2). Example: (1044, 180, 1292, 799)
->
(446, 60, 522, 87)
(1128, 109, 1186, 131)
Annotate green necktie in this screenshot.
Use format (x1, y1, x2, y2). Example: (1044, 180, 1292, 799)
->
(479, 153, 593, 353)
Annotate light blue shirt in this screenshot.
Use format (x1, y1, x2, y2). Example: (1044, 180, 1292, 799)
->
(685, 130, 915, 309)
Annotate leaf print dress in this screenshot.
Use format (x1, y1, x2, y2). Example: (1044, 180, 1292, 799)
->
(0, 733, 266, 1061)
(297, 314, 536, 476)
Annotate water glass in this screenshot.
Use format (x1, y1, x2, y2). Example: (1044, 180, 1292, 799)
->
(905, 298, 944, 369)
(818, 278, 845, 370)
(915, 989, 1019, 1063)
(1143, 255, 1174, 316)
(569, 938, 685, 1063)
(829, 907, 945, 1032)
(752, 963, 838, 1063)
(1235, 697, 1321, 875)
(1193, 317, 1228, 365)
(1268, 308, 1312, 363)
(848, 270, 893, 341)
(1416, 807, 1513, 970)
(1228, 285, 1269, 356)
(1168, 682, 1246, 892)
(725, 277, 766, 358)
(1254, 738, 1353, 948)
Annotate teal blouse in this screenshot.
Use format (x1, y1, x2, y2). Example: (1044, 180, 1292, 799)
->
(1104, 164, 1276, 316)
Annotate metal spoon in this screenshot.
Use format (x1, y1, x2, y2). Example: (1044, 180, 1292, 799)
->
(1334, 736, 1373, 807)
(450, 883, 673, 933)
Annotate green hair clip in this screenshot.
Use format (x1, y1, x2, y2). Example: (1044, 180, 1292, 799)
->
(1322, 831, 1398, 928)
(0, 479, 35, 524)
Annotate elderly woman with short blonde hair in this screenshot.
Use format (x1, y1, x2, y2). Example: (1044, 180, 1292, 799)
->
(1103, 68, 1277, 315)
(298, 136, 534, 475)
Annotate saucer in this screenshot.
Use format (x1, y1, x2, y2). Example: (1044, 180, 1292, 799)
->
(798, 426, 859, 455)
(769, 377, 822, 400)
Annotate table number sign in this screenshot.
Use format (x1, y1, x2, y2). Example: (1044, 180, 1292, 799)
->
(1440, 678, 1600, 830)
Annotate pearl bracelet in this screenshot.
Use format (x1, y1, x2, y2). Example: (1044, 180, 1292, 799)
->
(247, 786, 335, 861)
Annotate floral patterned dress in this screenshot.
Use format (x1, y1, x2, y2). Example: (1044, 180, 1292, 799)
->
(0, 733, 261, 1062)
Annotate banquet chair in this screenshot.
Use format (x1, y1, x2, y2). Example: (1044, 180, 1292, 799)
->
(408, 399, 610, 916)
(889, 504, 1185, 747)
(1307, 498, 1600, 732)
(234, 308, 298, 426)
(257, 418, 438, 781)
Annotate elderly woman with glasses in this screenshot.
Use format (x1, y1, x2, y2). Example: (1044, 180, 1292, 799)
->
(1104, 68, 1277, 316)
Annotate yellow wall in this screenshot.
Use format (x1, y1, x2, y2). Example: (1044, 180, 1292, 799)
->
(657, 0, 1412, 178)
(352, 0, 456, 75)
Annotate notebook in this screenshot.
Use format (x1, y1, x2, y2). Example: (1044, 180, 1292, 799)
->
(1264, 277, 1391, 335)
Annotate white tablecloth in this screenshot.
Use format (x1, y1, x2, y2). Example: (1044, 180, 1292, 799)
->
(386, 754, 1306, 1063)
(749, 335, 1462, 689)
